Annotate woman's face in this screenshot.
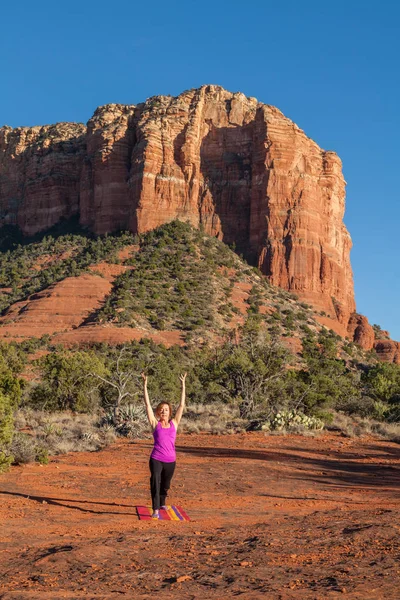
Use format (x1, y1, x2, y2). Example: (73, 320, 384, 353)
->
(158, 404, 170, 420)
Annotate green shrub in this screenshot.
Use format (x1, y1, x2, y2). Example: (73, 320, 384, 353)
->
(0, 356, 23, 471)
(362, 363, 400, 403)
(0, 390, 14, 471)
(30, 351, 106, 412)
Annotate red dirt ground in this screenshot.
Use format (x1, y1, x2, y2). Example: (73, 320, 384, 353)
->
(1, 432, 399, 599)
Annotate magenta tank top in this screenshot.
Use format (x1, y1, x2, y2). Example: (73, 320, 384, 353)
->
(150, 421, 177, 463)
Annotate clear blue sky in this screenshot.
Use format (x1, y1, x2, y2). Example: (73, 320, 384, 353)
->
(1, 0, 399, 338)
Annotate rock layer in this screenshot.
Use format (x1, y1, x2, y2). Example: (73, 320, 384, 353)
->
(0, 86, 356, 326)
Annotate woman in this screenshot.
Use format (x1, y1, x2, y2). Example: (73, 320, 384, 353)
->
(141, 372, 186, 519)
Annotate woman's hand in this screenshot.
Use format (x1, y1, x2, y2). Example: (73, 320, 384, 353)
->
(141, 372, 148, 385)
(179, 373, 187, 384)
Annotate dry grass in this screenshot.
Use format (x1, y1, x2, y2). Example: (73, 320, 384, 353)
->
(180, 403, 246, 434)
(12, 409, 116, 464)
(329, 411, 400, 442)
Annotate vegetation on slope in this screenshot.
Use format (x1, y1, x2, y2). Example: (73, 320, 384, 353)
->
(95, 221, 330, 348)
(0, 228, 137, 315)
(96, 221, 243, 334)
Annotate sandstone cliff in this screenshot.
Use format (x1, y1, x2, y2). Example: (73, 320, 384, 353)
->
(0, 85, 357, 330)
(0, 122, 86, 235)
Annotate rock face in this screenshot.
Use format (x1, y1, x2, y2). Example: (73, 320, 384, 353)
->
(347, 313, 375, 351)
(0, 85, 356, 328)
(0, 122, 86, 236)
(373, 340, 400, 364)
(344, 314, 400, 364)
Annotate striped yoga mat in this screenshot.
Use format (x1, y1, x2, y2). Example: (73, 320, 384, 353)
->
(136, 505, 190, 521)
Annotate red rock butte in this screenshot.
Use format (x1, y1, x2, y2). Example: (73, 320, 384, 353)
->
(0, 85, 395, 358)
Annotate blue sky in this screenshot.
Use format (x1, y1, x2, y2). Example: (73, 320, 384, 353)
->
(1, 0, 399, 338)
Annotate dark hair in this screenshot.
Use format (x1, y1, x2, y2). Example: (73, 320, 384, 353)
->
(155, 402, 173, 421)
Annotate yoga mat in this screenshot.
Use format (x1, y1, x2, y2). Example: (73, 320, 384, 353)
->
(136, 505, 190, 521)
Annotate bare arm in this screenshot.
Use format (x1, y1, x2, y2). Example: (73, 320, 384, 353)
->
(141, 373, 157, 430)
(173, 373, 187, 430)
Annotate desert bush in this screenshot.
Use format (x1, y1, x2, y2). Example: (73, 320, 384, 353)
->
(196, 317, 290, 418)
(369, 420, 400, 442)
(335, 394, 390, 420)
(10, 432, 37, 464)
(362, 362, 400, 403)
(29, 350, 106, 411)
(0, 390, 14, 471)
(296, 332, 362, 417)
(0, 357, 23, 471)
(386, 400, 400, 423)
(10, 432, 48, 464)
(329, 411, 400, 443)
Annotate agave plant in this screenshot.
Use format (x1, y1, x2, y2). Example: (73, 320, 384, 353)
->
(101, 403, 147, 438)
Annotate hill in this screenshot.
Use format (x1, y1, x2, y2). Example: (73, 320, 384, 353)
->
(0, 220, 361, 353)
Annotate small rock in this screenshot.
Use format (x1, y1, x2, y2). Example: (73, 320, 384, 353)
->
(176, 575, 192, 583)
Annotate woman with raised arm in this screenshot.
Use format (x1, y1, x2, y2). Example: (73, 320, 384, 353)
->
(141, 372, 187, 519)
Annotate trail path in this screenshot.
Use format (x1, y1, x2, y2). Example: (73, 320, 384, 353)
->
(1, 432, 399, 599)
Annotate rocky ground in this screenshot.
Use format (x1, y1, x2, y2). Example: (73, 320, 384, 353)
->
(0, 432, 399, 599)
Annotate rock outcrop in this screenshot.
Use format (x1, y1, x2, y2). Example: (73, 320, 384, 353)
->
(347, 313, 375, 351)
(344, 314, 400, 365)
(373, 340, 400, 364)
(0, 85, 359, 333)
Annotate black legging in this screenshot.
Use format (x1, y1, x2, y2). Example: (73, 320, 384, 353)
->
(149, 458, 176, 510)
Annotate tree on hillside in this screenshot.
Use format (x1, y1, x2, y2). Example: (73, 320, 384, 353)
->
(197, 318, 290, 418)
(297, 332, 361, 418)
(30, 351, 106, 412)
(362, 362, 400, 402)
(362, 362, 400, 421)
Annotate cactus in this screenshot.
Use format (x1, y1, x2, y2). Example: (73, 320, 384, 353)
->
(268, 410, 324, 431)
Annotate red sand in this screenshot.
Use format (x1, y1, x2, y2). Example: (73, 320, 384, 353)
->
(0, 431, 399, 598)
